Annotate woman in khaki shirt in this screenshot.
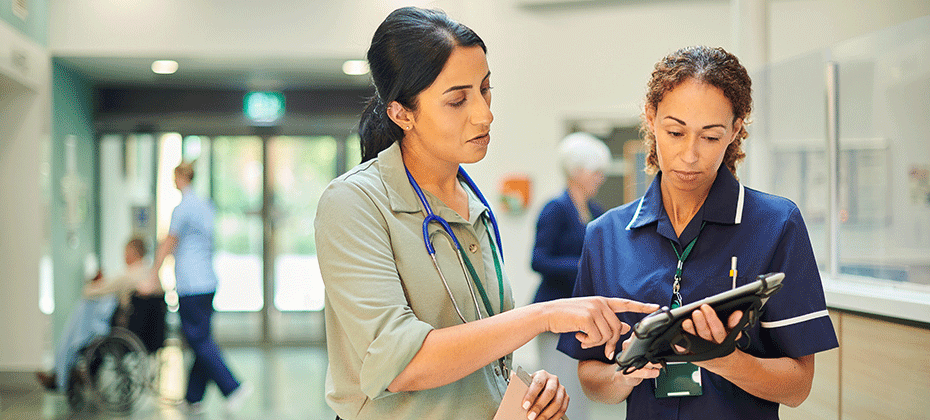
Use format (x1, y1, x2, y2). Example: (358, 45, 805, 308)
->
(314, 7, 657, 420)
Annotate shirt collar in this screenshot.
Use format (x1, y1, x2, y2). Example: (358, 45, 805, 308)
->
(378, 142, 422, 214)
(625, 165, 745, 232)
(377, 142, 489, 225)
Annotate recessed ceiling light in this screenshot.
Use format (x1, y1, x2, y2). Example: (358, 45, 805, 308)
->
(342, 60, 369, 76)
(151, 60, 179, 75)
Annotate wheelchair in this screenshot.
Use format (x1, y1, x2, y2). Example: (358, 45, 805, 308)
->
(66, 293, 167, 413)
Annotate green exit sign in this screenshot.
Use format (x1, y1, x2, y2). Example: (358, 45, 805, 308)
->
(244, 91, 285, 124)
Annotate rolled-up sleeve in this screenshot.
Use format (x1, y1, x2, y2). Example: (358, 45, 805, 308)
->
(315, 179, 434, 400)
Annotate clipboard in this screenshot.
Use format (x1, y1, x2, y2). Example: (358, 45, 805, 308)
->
(493, 366, 570, 420)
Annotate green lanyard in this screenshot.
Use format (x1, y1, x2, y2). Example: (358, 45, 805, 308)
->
(668, 222, 706, 309)
(459, 217, 505, 317)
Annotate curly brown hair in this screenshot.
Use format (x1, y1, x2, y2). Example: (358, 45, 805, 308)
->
(640, 46, 752, 177)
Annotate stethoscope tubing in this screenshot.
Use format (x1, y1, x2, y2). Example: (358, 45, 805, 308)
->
(429, 231, 485, 323)
(405, 166, 503, 260)
(404, 165, 503, 323)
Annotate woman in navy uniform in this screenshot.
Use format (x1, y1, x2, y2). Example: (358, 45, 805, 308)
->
(558, 46, 838, 419)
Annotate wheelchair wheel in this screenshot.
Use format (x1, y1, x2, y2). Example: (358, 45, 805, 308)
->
(83, 327, 150, 413)
(66, 362, 93, 412)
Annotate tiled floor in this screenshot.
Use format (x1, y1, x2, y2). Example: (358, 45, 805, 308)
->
(1, 345, 626, 420)
(1, 346, 336, 420)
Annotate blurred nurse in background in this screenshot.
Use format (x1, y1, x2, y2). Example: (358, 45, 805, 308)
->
(531, 132, 611, 420)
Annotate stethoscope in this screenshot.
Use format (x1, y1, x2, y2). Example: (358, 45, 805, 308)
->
(404, 165, 504, 324)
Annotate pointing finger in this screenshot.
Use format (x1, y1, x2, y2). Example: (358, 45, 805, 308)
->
(605, 298, 660, 314)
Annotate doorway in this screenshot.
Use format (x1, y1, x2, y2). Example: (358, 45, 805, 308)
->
(100, 131, 361, 344)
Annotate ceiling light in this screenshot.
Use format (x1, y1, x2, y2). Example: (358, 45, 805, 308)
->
(342, 60, 369, 76)
(151, 60, 179, 75)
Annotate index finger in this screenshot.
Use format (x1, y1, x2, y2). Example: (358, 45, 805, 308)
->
(605, 298, 660, 314)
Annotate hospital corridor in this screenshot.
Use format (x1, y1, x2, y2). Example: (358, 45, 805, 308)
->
(2, 1, 929, 419)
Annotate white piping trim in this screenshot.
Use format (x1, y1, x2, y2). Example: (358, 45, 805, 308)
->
(734, 184, 745, 224)
(760, 310, 830, 329)
(625, 197, 645, 230)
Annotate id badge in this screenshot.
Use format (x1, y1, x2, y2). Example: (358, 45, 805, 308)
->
(654, 362, 702, 398)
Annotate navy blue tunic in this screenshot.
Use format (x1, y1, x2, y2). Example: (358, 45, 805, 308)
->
(558, 167, 838, 419)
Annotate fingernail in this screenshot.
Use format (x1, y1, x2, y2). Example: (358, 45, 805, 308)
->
(522, 401, 530, 410)
(528, 412, 537, 420)
(608, 351, 614, 360)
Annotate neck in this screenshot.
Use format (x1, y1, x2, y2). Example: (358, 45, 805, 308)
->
(566, 183, 591, 224)
(660, 178, 711, 237)
(401, 142, 469, 219)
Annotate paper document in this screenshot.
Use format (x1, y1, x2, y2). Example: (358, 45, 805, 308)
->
(493, 366, 569, 420)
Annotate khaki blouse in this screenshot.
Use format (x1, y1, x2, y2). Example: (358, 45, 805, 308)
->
(315, 142, 514, 419)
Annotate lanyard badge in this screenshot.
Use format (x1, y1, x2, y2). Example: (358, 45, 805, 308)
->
(657, 222, 706, 398)
(672, 260, 684, 309)
(669, 222, 703, 309)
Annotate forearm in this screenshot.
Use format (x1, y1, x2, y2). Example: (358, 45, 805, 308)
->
(152, 235, 177, 272)
(699, 352, 814, 407)
(578, 359, 636, 404)
(385, 294, 655, 392)
(82, 278, 120, 298)
(388, 304, 547, 392)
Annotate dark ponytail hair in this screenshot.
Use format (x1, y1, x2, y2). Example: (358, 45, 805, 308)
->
(359, 7, 486, 163)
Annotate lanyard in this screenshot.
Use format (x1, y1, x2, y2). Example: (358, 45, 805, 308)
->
(459, 217, 505, 316)
(668, 222, 706, 308)
(459, 217, 509, 380)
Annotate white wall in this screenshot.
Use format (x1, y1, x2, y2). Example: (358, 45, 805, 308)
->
(769, 0, 930, 63)
(47, 0, 930, 308)
(50, 0, 419, 58)
(469, 0, 734, 307)
(0, 20, 51, 372)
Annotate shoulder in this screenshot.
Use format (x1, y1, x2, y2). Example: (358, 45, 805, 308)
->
(317, 160, 389, 222)
(743, 187, 803, 223)
(177, 192, 211, 211)
(540, 193, 571, 216)
(587, 199, 640, 236)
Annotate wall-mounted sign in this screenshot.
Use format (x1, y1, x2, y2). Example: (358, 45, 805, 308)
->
(244, 91, 285, 125)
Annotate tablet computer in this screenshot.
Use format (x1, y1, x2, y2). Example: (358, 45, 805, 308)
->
(615, 272, 784, 373)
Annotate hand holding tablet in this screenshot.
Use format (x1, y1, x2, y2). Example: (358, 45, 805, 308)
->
(615, 272, 784, 374)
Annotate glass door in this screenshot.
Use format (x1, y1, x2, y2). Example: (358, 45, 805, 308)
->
(209, 136, 265, 342)
(148, 133, 360, 343)
(266, 136, 338, 343)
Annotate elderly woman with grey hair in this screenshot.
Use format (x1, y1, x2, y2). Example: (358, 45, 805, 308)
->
(531, 132, 612, 420)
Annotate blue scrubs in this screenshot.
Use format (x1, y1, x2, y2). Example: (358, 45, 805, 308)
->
(169, 187, 241, 403)
(558, 167, 838, 419)
(170, 187, 219, 296)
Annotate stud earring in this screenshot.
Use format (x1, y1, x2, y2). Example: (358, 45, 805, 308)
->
(406, 126, 411, 130)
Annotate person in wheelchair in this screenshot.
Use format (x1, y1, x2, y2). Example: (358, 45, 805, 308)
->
(36, 237, 163, 392)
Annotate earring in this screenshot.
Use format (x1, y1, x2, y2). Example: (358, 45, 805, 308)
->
(406, 126, 411, 130)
